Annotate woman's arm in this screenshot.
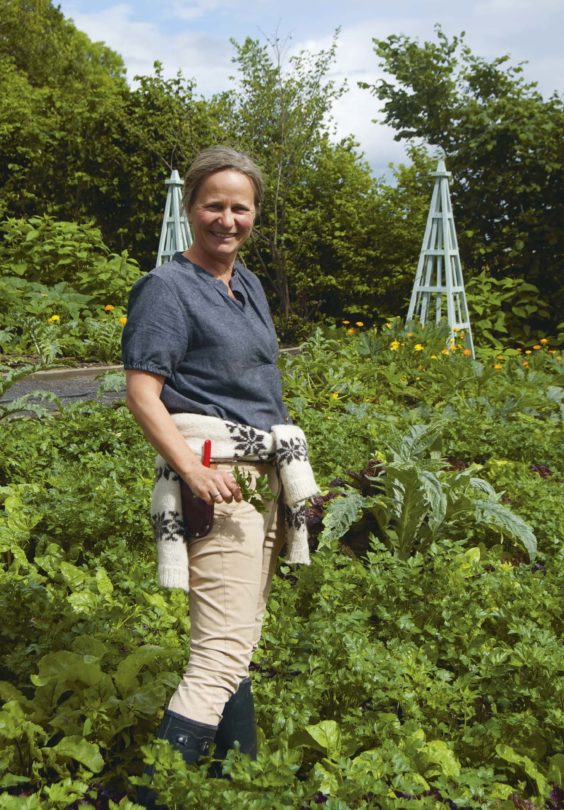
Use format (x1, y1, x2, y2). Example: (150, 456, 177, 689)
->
(125, 370, 241, 504)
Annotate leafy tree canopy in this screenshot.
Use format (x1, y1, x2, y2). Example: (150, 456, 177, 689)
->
(361, 26, 564, 320)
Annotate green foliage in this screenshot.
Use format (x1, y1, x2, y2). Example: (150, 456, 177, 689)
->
(232, 469, 273, 513)
(0, 216, 136, 364)
(362, 25, 564, 326)
(0, 329, 562, 806)
(466, 270, 551, 347)
(225, 33, 347, 318)
(318, 423, 538, 562)
(0, 216, 141, 304)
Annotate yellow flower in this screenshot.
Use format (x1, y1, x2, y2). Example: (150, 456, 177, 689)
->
(441, 348, 450, 355)
(330, 392, 339, 400)
(463, 348, 472, 357)
(406, 331, 414, 337)
(525, 350, 532, 355)
(540, 338, 549, 345)
(414, 343, 424, 351)
(119, 316, 127, 326)
(494, 363, 503, 370)
(104, 304, 115, 312)
(430, 354, 438, 360)
(342, 319, 350, 325)
(533, 344, 542, 350)
(346, 327, 357, 335)
(48, 314, 60, 322)
(557, 355, 562, 361)
(522, 360, 529, 367)
(389, 340, 401, 351)
(453, 327, 461, 333)
(355, 321, 364, 327)
(384, 322, 392, 329)
(548, 349, 556, 355)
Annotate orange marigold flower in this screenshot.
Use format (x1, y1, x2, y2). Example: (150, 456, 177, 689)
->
(463, 348, 472, 357)
(119, 316, 127, 326)
(104, 304, 115, 312)
(494, 363, 503, 369)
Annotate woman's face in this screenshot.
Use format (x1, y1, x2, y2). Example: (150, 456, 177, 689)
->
(188, 169, 256, 266)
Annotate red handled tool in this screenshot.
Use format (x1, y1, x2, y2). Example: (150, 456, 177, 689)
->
(202, 439, 212, 467)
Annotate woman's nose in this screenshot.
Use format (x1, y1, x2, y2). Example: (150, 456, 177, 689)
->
(218, 208, 235, 228)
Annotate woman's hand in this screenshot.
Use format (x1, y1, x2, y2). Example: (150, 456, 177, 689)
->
(184, 464, 242, 505)
(125, 370, 243, 505)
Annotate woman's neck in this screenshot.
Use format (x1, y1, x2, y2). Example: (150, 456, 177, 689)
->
(183, 247, 235, 281)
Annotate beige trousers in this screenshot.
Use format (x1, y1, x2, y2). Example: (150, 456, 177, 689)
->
(167, 462, 285, 725)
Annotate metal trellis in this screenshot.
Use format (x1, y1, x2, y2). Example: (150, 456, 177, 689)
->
(406, 157, 475, 357)
(156, 169, 192, 266)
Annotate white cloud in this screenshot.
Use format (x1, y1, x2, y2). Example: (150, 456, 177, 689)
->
(164, 0, 240, 22)
(58, 0, 564, 176)
(63, 2, 233, 91)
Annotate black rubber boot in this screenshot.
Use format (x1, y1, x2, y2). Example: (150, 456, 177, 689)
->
(209, 677, 257, 777)
(138, 710, 217, 808)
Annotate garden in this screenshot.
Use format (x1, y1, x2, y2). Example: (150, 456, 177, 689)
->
(1, 3, 563, 808)
(0, 320, 562, 809)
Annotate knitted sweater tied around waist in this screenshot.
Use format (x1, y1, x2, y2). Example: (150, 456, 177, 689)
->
(150, 414, 319, 592)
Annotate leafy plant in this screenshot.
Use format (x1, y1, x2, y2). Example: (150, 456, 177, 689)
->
(318, 423, 537, 562)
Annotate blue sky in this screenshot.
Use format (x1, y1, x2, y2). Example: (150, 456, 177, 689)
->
(58, 0, 564, 176)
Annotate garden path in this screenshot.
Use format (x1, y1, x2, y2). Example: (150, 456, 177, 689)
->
(1, 365, 124, 408)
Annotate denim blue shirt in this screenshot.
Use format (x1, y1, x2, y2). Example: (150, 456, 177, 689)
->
(121, 252, 289, 432)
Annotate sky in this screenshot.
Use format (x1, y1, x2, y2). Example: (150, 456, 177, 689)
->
(57, 0, 564, 177)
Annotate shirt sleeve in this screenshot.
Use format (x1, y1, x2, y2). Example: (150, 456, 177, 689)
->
(121, 274, 189, 377)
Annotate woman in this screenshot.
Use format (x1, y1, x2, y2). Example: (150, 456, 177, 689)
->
(122, 147, 317, 794)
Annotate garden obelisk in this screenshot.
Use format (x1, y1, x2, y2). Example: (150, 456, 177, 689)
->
(156, 169, 193, 266)
(406, 157, 475, 357)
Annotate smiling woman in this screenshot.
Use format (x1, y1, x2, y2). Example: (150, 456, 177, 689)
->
(186, 169, 256, 276)
(121, 146, 318, 804)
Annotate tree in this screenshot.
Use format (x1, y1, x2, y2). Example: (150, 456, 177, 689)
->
(361, 27, 564, 323)
(118, 66, 224, 268)
(281, 139, 432, 321)
(0, 0, 222, 270)
(223, 34, 347, 319)
(0, 0, 126, 91)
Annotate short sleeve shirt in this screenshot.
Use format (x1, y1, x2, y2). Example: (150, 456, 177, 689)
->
(121, 253, 289, 432)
